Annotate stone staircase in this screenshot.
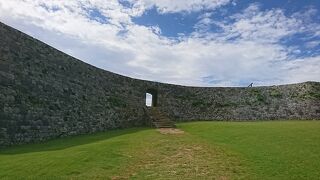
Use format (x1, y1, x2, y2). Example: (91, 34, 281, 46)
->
(145, 107, 176, 128)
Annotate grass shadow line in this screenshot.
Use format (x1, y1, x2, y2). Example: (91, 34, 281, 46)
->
(0, 127, 148, 155)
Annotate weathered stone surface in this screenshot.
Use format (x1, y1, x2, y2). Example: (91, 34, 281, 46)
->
(156, 82, 320, 121)
(0, 22, 319, 147)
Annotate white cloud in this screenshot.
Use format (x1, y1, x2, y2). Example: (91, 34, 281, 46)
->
(305, 41, 320, 48)
(128, 0, 231, 14)
(0, 0, 319, 87)
(220, 4, 303, 43)
(284, 56, 320, 83)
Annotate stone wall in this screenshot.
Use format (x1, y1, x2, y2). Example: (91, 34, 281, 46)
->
(0, 22, 319, 147)
(155, 82, 320, 121)
(0, 22, 150, 146)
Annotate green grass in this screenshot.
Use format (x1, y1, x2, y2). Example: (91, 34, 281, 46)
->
(179, 121, 320, 179)
(1, 121, 320, 179)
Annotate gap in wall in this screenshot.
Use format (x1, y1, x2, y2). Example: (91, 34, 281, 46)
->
(146, 93, 152, 107)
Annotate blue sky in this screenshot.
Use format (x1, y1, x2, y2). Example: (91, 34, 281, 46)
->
(0, 0, 319, 86)
(134, 1, 320, 37)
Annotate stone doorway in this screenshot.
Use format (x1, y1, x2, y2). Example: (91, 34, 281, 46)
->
(145, 89, 158, 107)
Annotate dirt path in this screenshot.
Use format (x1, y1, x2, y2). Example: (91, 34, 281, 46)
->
(113, 129, 249, 179)
(157, 128, 185, 135)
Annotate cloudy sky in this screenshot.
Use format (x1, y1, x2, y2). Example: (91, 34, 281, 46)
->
(0, 0, 319, 87)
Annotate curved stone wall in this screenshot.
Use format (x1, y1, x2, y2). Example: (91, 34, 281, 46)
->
(156, 82, 320, 121)
(0, 22, 319, 147)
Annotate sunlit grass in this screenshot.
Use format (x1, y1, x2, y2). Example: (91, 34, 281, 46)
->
(1, 121, 320, 179)
(180, 121, 320, 179)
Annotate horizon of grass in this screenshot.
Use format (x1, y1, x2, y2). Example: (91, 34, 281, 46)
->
(0, 126, 247, 179)
(0, 120, 319, 179)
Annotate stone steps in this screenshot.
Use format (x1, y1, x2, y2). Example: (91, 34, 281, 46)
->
(145, 107, 175, 128)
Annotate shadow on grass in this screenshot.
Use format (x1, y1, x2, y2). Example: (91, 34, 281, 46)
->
(0, 127, 148, 155)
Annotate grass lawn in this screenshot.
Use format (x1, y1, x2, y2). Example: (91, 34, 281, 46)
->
(0, 121, 320, 179)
